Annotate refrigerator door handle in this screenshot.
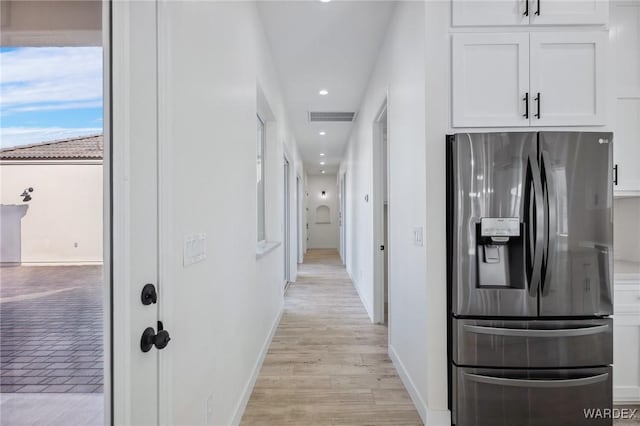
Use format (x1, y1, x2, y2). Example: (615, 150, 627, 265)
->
(525, 154, 545, 297)
(463, 324, 609, 338)
(464, 372, 609, 388)
(540, 150, 557, 296)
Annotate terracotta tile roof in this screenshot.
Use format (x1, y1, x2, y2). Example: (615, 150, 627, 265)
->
(0, 135, 103, 160)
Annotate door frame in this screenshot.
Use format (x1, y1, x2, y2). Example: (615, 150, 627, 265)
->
(372, 96, 389, 325)
(111, 1, 170, 424)
(102, 1, 113, 424)
(297, 175, 304, 264)
(339, 173, 347, 265)
(283, 155, 291, 284)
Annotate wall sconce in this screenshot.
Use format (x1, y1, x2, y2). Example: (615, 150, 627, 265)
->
(21, 187, 34, 202)
(321, 190, 327, 199)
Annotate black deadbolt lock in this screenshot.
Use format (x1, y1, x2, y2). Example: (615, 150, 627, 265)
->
(141, 283, 157, 305)
(141, 322, 171, 352)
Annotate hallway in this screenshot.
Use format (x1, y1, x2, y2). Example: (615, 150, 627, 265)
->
(241, 249, 421, 425)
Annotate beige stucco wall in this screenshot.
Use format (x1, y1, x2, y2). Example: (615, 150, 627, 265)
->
(0, 161, 103, 264)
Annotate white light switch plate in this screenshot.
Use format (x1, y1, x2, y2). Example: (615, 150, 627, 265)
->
(184, 233, 207, 267)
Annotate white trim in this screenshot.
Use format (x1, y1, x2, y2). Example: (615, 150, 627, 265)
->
(110, 2, 132, 424)
(389, 344, 427, 423)
(349, 269, 374, 322)
(230, 305, 284, 426)
(101, 2, 112, 425)
(615, 190, 640, 198)
(389, 345, 452, 426)
(613, 386, 640, 404)
(372, 95, 388, 325)
(157, 0, 174, 423)
(256, 241, 281, 259)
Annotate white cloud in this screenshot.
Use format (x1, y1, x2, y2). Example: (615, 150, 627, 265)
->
(0, 47, 102, 114)
(0, 127, 102, 149)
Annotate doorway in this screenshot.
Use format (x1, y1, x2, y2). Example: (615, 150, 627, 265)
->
(283, 156, 291, 285)
(339, 173, 347, 265)
(0, 2, 108, 425)
(297, 175, 304, 264)
(373, 100, 389, 325)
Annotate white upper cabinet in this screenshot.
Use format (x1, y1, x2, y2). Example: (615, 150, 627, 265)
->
(452, 33, 530, 127)
(452, 0, 529, 26)
(452, 0, 609, 26)
(451, 31, 606, 128)
(529, 32, 607, 126)
(613, 2, 640, 98)
(529, 0, 609, 25)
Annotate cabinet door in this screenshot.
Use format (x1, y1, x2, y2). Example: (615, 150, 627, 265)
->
(452, 33, 530, 127)
(452, 0, 528, 26)
(614, 99, 640, 195)
(530, 32, 606, 126)
(612, 2, 640, 98)
(530, 0, 609, 25)
(613, 282, 640, 403)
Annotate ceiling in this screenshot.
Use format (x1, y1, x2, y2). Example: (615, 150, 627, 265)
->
(257, 1, 395, 176)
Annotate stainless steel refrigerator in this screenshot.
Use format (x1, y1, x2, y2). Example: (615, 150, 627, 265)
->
(446, 132, 614, 426)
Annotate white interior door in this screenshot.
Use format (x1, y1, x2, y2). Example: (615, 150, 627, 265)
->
(530, 31, 606, 126)
(111, 2, 162, 424)
(452, 33, 530, 127)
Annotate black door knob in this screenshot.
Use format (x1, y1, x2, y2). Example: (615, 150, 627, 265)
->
(140, 326, 171, 352)
(154, 330, 171, 350)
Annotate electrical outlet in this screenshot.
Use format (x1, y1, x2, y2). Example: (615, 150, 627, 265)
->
(206, 393, 214, 425)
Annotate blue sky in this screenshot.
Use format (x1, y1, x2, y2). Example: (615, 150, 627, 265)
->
(0, 47, 103, 149)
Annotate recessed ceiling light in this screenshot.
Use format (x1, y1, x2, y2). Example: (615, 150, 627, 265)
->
(318, 89, 328, 96)
(320, 0, 331, 3)
(321, 170, 326, 174)
(319, 131, 326, 136)
(320, 161, 326, 165)
(320, 153, 325, 156)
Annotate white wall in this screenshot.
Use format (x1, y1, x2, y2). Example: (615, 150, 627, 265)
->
(306, 174, 339, 250)
(339, 2, 435, 421)
(156, 3, 304, 425)
(0, 161, 103, 264)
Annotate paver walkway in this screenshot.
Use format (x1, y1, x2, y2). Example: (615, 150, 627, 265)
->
(0, 265, 103, 393)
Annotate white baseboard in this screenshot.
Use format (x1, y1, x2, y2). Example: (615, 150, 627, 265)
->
(614, 386, 640, 404)
(230, 304, 283, 426)
(389, 345, 452, 426)
(389, 344, 427, 423)
(347, 269, 374, 322)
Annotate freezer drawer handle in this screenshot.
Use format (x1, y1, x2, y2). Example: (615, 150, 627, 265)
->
(464, 324, 609, 338)
(464, 372, 608, 388)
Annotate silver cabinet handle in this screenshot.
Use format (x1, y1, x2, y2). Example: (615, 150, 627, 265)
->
(464, 372, 608, 388)
(464, 324, 609, 338)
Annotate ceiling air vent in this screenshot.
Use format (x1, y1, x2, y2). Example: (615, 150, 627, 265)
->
(308, 111, 357, 122)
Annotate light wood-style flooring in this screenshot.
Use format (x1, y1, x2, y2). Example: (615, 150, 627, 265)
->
(241, 249, 422, 426)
